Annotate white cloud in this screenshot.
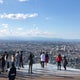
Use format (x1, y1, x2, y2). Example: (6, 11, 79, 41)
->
(2, 23, 8, 28)
(18, 27, 53, 37)
(0, 26, 52, 38)
(0, 23, 10, 36)
(17, 27, 23, 30)
(19, 0, 29, 2)
(0, 0, 3, 4)
(0, 25, 80, 39)
(28, 13, 38, 18)
(0, 24, 63, 38)
(0, 29, 10, 36)
(0, 13, 38, 20)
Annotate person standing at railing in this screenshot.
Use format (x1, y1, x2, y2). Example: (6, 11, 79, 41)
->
(19, 51, 24, 68)
(45, 52, 49, 66)
(63, 56, 68, 70)
(11, 54, 15, 67)
(1, 54, 6, 72)
(40, 52, 45, 68)
(56, 54, 62, 70)
(15, 51, 20, 69)
(28, 52, 34, 74)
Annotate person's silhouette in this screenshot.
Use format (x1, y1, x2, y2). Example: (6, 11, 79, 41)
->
(8, 63, 16, 80)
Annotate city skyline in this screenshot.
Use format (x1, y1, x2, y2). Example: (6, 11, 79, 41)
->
(0, 0, 80, 39)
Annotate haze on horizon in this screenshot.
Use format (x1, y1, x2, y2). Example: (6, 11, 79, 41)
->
(0, 0, 80, 39)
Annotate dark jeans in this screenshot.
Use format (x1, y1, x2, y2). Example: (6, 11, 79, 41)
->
(57, 62, 61, 70)
(63, 63, 67, 70)
(41, 61, 44, 68)
(28, 64, 33, 73)
(19, 61, 24, 68)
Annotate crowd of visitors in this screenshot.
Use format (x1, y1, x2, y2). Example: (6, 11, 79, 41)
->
(0, 50, 68, 80)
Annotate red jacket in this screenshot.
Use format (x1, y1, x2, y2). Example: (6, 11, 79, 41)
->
(56, 56, 62, 62)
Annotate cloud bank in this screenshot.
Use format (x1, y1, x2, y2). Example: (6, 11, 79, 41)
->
(0, 24, 52, 38)
(0, 13, 38, 20)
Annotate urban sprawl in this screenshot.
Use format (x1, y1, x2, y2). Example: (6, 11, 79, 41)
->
(0, 40, 80, 69)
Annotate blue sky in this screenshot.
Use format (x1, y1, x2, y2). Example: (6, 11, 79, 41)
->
(0, 0, 80, 39)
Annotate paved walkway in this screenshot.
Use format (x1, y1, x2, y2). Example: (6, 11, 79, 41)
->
(18, 63, 80, 76)
(0, 63, 80, 80)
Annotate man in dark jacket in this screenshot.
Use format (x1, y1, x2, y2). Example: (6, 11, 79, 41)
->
(28, 52, 34, 74)
(8, 63, 16, 80)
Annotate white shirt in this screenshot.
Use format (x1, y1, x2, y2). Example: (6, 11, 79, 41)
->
(40, 53, 45, 61)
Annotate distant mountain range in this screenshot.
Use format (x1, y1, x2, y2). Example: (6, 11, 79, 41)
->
(0, 36, 80, 42)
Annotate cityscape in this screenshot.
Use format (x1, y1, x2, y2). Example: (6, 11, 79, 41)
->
(0, 40, 80, 69)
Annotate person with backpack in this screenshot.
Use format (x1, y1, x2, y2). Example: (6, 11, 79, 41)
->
(8, 63, 16, 80)
(56, 54, 62, 70)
